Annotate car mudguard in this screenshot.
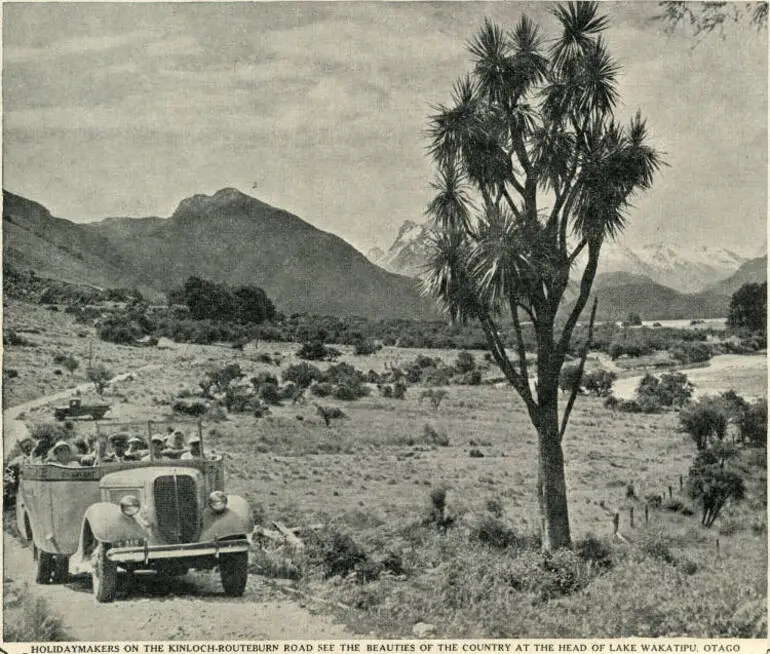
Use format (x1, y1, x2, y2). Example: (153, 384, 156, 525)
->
(200, 494, 253, 541)
(79, 502, 147, 548)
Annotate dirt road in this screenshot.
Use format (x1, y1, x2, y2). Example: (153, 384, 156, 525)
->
(3, 370, 354, 641)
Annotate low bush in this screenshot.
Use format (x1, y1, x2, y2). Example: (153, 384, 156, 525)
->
(4, 586, 70, 641)
(354, 338, 380, 355)
(584, 369, 617, 396)
(474, 515, 519, 549)
(283, 362, 325, 389)
(679, 398, 729, 450)
(740, 399, 767, 447)
(297, 340, 340, 361)
(4, 330, 34, 347)
(423, 423, 450, 446)
(574, 534, 614, 570)
(173, 399, 209, 417)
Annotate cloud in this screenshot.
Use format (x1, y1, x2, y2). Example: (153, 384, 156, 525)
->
(4, 31, 152, 64)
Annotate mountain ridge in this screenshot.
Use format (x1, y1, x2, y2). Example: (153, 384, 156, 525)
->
(3, 189, 438, 320)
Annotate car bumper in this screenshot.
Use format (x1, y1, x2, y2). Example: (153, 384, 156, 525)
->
(106, 538, 250, 563)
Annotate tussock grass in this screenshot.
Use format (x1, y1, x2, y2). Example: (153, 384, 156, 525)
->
(3, 584, 70, 642)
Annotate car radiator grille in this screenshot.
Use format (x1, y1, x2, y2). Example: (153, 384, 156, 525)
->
(153, 475, 200, 544)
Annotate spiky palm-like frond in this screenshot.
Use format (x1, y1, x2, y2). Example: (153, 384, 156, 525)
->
(550, 2, 609, 71)
(467, 205, 530, 311)
(572, 117, 663, 243)
(427, 75, 480, 168)
(426, 163, 475, 234)
(422, 229, 484, 323)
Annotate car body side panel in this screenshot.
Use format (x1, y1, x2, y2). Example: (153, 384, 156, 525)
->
(20, 471, 101, 554)
(200, 495, 254, 541)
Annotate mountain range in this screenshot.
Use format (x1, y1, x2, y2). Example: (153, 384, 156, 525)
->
(2, 189, 437, 320)
(4, 190, 766, 323)
(369, 219, 767, 321)
(369, 220, 755, 294)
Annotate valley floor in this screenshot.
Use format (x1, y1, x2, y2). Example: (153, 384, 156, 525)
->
(2, 298, 767, 639)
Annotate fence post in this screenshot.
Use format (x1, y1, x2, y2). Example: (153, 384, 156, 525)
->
(629, 507, 634, 528)
(644, 504, 649, 525)
(679, 475, 683, 492)
(716, 538, 721, 558)
(612, 512, 619, 536)
(668, 485, 673, 499)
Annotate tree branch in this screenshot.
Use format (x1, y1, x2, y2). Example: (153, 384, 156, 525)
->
(509, 293, 535, 409)
(479, 312, 537, 416)
(559, 296, 598, 441)
(556, 242, 601, 361)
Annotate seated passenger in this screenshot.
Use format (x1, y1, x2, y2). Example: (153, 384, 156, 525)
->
(46, 441, 79, 466)
(126, 436, 148, 460)
(71, 438, 89, 456)
(108, 432, 132, 462)
(142, 435, 168, 461)
(180, 435, 203, 459)
(163, 430, 187, 459)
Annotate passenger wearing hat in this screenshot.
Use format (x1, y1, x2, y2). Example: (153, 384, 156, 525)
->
(181, 435, 202, 460)
(163, 430, 187, 460)
(126, 436, 148, 461)
(142, 435, 168, 461)
(46, 441, 78, 466)
(108, 432, 131, 462)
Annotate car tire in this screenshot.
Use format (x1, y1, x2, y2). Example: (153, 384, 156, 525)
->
(34, 546, 55, 585)
(92, 542, 118, 603)
(52, 555, 70, 584)
(219, 551, 248, 597)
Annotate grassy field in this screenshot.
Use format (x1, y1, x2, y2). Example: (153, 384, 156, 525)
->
(3, 298, 767, 638)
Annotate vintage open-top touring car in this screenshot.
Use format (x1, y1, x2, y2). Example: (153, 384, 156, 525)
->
(15, 420, 254, 603)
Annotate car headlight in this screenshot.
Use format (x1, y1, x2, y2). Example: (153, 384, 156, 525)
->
(208, 490, 228, 513)
(120, 494, 141, 517)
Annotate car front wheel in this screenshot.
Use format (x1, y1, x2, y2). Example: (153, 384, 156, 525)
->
(219, 551, 248, 597)
(91, 542, 118, 603)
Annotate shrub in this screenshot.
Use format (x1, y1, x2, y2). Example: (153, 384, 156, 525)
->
(559, 364, 583, 392)
(4, 330, 34, 347)
(311, 529, 368, 579)
(456, 370, 482, 385)
(636, 371, 694, 410)
(393, 381, 407, 400)
(423, 423, 450, 446)
(283, 362, 324, 389)
(574, 534, 614, 570)
(454, 350, 476, 374)
(258, 382, 282, 406)
(687, 453, 746, 527)
(474, 515, 518, 549)
(740, 399, 767, 447)
(297, 340, 340, 361)
(209, 363, 243, 390)
(584, 369, 617, 396)
(311, 382, 334, 398)
(670, 341, 712, 364)
(60, 355, 79, 375)
(679, 398, 728, 450)
(507, 549, 591, 601)
(251, 372, 279, 387)
(86, 364, 113, 395)
(333, 379, 370, 401)
(353, 338, 380, 355)
(4, 587, 69, 641)
(637, 530, 675, 565)
(6, 369, 19, 379)
(173, 399, 209, 417)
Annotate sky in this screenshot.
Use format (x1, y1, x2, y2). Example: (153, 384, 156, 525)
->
(2, 1, 767, 257)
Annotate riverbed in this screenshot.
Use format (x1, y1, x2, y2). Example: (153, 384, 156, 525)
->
(612, 353, 767, 401)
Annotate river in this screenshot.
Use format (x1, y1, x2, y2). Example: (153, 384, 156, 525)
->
(612, 353, 768, 401)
